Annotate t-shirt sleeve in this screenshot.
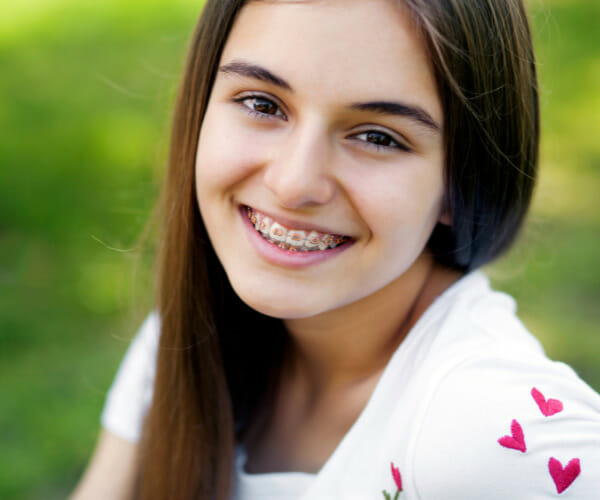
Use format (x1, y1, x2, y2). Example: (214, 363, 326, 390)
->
(411, 354, 600, 499)
(100, 312, 160, 443)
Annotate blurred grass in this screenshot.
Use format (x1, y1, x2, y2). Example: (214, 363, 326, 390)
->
(0, 1, 200, 498)
(487, 0, 600, 389)
(0, 0, 598, 498)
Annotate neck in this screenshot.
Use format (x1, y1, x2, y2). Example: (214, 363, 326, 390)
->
(282, 254, 462, 396)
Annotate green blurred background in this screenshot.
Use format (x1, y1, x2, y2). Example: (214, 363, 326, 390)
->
(1, 0, 598, 498)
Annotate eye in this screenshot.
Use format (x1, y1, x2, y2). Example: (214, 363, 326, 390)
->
(353, 130, 410, 152)
(233, 94, 287, 121)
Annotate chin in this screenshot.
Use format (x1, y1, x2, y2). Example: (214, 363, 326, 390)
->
(228, 277, 329, 320)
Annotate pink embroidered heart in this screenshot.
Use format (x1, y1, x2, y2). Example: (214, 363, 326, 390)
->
(531, 387, 563, 417)
(549, 457, 580, 494)
(498, 419, 526, 453)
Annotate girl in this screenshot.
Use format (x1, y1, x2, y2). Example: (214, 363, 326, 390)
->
(72, 0, 600, 498)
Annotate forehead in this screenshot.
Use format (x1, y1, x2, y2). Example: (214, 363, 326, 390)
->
(220, 0, 441, 122)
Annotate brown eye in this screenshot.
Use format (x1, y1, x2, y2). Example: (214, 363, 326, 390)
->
(252, 97, 277, 115)
(234, 94, 287, 120)
(366, 131, 392, 146)
(352, 129, 410, 152)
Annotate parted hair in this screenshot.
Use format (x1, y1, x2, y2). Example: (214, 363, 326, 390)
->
(133, 1, 539, 499)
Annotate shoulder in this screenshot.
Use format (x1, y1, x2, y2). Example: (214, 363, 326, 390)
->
(407, 278, 600, 499)
(101, 312, 161, 442)
(109, 312, 161, 384)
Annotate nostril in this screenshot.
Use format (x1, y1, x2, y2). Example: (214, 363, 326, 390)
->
(263, 156, 336, 208)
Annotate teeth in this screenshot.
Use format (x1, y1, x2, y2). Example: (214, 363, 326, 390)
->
(252, 211, 262, 231)
(305, 231, 321, 249)
(249, 209, 259, 228)
(286, 230, 306, 248)
(269, 222, 287, 243)
(246, 207, 349, 251)
(259, 216, 272, 236)
(319, 234, 334, 250)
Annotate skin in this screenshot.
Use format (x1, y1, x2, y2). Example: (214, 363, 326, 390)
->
(69, 430, 137, 500)
(196, 0, 461, 473)
(72, 0, 464, 491)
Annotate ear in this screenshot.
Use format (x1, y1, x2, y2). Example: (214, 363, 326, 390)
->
(438, 209, 452, 226)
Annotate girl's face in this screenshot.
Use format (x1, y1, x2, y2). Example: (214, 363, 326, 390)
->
(195, 0, 447, 319)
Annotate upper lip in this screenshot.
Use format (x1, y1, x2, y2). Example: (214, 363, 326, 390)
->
(242, 204, 353, 237)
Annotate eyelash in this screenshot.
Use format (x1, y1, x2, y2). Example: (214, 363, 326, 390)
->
(351, 131, 411, 153)
(232, 93, 411, 153)
(233, 93, 288, 121)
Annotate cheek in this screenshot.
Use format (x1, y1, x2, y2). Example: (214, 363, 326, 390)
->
(346, 163, 445, 246)
(195, 106, 276, 194)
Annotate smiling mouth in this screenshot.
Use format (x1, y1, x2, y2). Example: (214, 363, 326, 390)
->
(245, 206, 351, 252)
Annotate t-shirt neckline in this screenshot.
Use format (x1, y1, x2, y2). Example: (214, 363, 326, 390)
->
(237, 271, 486, 481)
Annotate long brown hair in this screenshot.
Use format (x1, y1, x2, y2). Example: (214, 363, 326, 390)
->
(134, 1, 539, 498)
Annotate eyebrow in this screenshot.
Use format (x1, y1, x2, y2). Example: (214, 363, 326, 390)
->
(218, 60, 441, 133)
(349, 101, 441, 133)
(219, 60, 292, 91)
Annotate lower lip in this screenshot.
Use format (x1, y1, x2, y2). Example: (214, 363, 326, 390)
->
(239, 206, 354, 269)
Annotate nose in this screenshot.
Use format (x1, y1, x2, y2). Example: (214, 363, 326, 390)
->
(263, 121, 336, 209)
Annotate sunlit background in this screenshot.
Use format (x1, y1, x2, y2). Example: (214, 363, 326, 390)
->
(1, 0, 599, 498)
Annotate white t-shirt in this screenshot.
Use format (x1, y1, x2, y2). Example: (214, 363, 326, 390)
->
(101, 272, 600, 499)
